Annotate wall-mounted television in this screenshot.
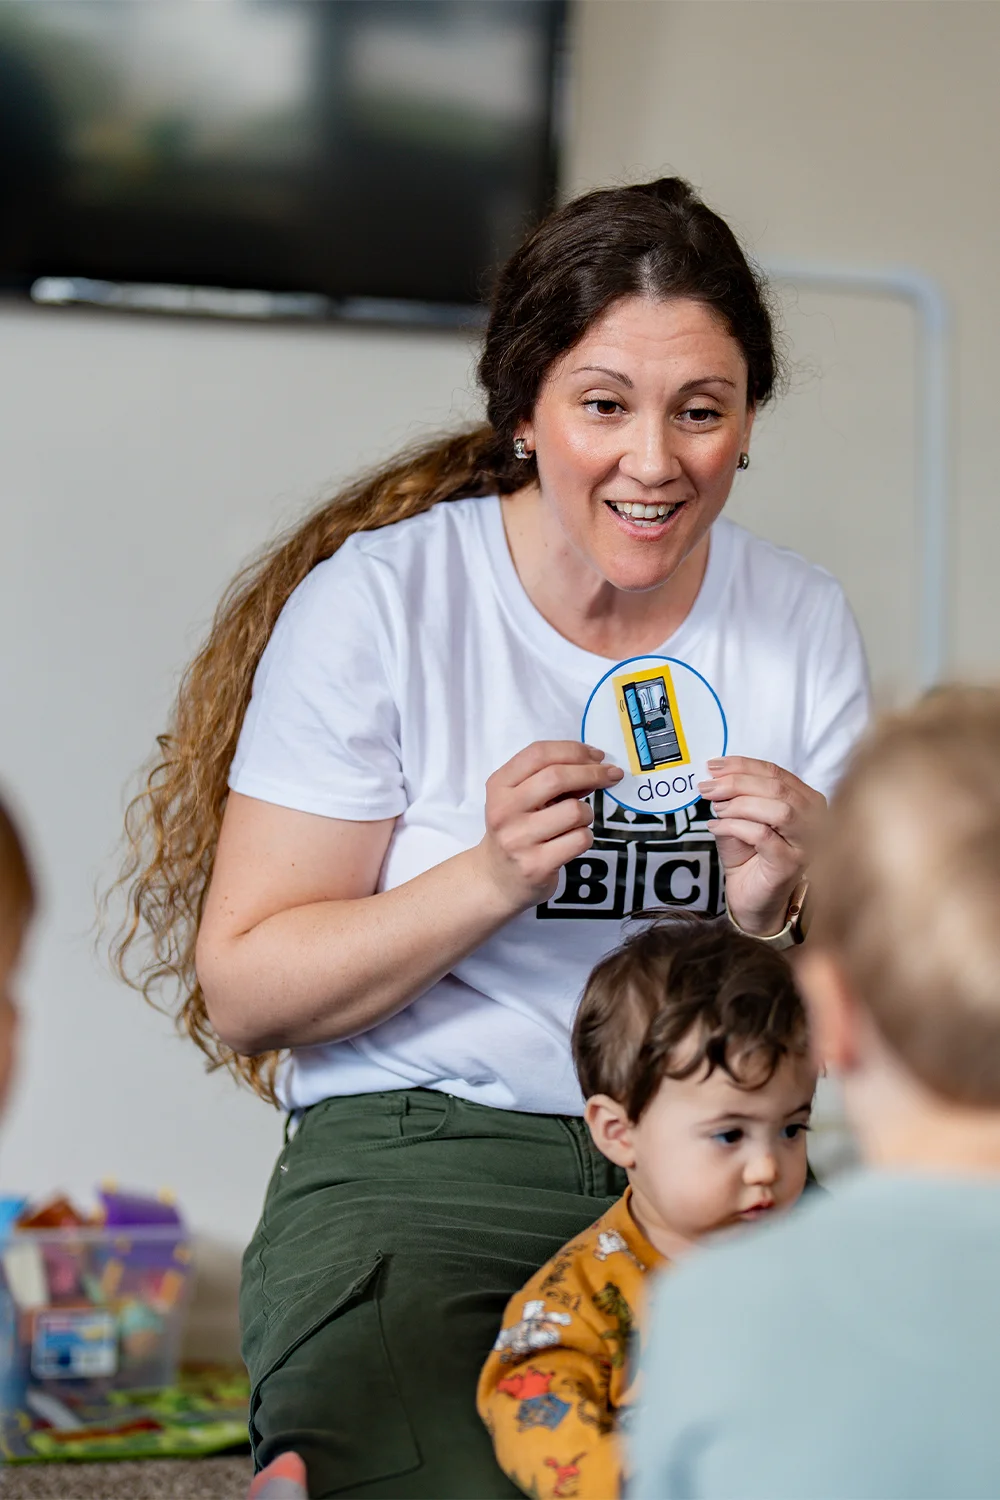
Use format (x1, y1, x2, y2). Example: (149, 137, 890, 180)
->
(0, 0, 565, 325)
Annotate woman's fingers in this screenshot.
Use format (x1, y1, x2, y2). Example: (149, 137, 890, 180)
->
(700, 758, 825, 811)
(708, 816, 793, 856)
(486, 764, 619, 837)
(705, 795, 800, 839)
(517, 759, 624, 812)
(488, 740, 622, 822)
(501, 796, 595, 853)
(705, 755, 785, 781)
(543, 826, 598, 871)
(701, 772, 808, 811)
(699, 757, 825, 862)
(492, 740, 606, 789)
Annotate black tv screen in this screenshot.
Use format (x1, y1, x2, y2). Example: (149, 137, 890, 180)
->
(0, 0, 565, 322)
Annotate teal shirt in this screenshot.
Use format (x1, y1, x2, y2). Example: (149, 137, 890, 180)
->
(632, 1170, 1000, 1499)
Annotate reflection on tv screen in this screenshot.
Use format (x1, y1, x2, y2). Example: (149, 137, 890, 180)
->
(0, 0, 563, 316)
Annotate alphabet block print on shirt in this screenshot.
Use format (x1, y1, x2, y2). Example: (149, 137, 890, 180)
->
(536, 790, 723, 921)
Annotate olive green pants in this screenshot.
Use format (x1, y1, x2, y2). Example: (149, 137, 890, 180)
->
(241, 1089, 628, 1499)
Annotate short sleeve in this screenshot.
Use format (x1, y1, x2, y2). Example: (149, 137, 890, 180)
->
(798, 583, 872, 800)
(228, 543, 407, 821)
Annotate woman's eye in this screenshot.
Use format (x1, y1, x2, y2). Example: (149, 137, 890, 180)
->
(585, 399, 623, 416)
(713, 1128, 743, 1146)
(682, 406, 720, 424)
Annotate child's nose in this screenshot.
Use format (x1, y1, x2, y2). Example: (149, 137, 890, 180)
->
(744, 1151, 778, 1187)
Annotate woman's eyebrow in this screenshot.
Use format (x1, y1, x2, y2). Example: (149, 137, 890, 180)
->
(571, 365, 634, 387)
(571, 368, 739, 394)
(676, 375, 737, 393)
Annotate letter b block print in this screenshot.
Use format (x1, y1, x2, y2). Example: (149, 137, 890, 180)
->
(538, 840, 629, 920)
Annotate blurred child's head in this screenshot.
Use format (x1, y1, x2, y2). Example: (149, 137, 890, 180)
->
(0, 794, 35, 1116)
(574, 915, 815, 1257)
(801, 687, 1000, 1163)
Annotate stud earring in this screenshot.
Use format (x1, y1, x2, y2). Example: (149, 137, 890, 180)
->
(513, 437, 530, 460)
(737, 452, 750, 470)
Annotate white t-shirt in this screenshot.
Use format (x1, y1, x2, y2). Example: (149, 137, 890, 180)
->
(230, 496, 870, 1114)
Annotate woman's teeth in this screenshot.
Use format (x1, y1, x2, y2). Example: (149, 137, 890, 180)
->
(610, 501, 678, 527)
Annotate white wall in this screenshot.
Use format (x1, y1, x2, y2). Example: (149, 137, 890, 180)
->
(568, 0, 1000, 696)
(3, 0, 998, 1342)
(0, 306, 480, 1346)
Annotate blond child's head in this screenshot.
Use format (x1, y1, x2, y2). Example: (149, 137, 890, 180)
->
(802, 687, 1000, 1159)
(573, 915, 816, 1259)
(0, 794, 34, 1116)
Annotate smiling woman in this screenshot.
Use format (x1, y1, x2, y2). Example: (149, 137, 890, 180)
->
(505, 296, 755, 646)
(113, 178, 870, 1497)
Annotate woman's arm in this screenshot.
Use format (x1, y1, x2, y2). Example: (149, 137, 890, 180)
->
(197, 742, 624, 1054)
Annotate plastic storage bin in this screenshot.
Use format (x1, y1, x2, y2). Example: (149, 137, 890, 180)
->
(0, 1220, 192, 1411)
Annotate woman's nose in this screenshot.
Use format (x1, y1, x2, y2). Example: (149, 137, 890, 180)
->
(618, 419, 681, 488)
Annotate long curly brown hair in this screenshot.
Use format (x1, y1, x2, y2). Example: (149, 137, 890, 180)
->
(112, 177, 780, 1104)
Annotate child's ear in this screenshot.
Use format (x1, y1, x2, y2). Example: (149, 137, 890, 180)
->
(584, 1094, 637, 1170)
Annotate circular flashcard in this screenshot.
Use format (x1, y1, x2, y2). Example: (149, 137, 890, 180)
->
(581, 655, 727, 815)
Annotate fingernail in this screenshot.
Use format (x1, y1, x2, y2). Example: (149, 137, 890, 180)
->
(583, 744, 605, 759)
(698, 780, 716, 793)
(707, 759, 726, 770)
(606, 765, 624, 779)
(709, 801, 720, 816)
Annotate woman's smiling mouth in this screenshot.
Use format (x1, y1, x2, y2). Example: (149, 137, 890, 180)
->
(606, 499, 682, 531)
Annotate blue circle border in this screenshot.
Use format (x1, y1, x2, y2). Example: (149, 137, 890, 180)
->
(580, 654, 728, 816)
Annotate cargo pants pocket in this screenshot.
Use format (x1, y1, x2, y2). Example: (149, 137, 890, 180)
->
(243, 1252, 421, 1497)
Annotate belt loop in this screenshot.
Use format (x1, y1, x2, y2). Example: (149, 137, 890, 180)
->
(558, 1116, 594, 1196)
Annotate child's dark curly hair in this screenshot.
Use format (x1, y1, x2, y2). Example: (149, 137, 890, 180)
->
(572, 913, 807, 1123)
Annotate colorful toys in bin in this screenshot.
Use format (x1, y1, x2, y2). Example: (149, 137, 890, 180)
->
(0, 1185, 192, 1402)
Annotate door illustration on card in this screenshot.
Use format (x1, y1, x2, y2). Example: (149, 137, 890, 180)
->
(613, 663, 691, 776)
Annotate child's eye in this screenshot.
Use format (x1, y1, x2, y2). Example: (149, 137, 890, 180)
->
(713, 1128, 743, 1146)
(782, 1122, 811, 1140)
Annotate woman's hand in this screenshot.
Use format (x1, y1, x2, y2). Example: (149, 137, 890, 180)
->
(698, 757, 825, 937)
(475, 741, 624, 913)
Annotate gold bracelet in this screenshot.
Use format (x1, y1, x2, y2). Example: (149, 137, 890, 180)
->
(725, 879, 809, 951)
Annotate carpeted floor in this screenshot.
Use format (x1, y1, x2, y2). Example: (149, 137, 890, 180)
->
(0, 1455, 253, 1498)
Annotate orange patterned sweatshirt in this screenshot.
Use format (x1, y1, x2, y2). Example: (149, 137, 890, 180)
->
(477, 1189, 666, 1500)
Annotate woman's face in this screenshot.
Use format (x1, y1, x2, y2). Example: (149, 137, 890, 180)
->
(518, 295, 755, 593)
